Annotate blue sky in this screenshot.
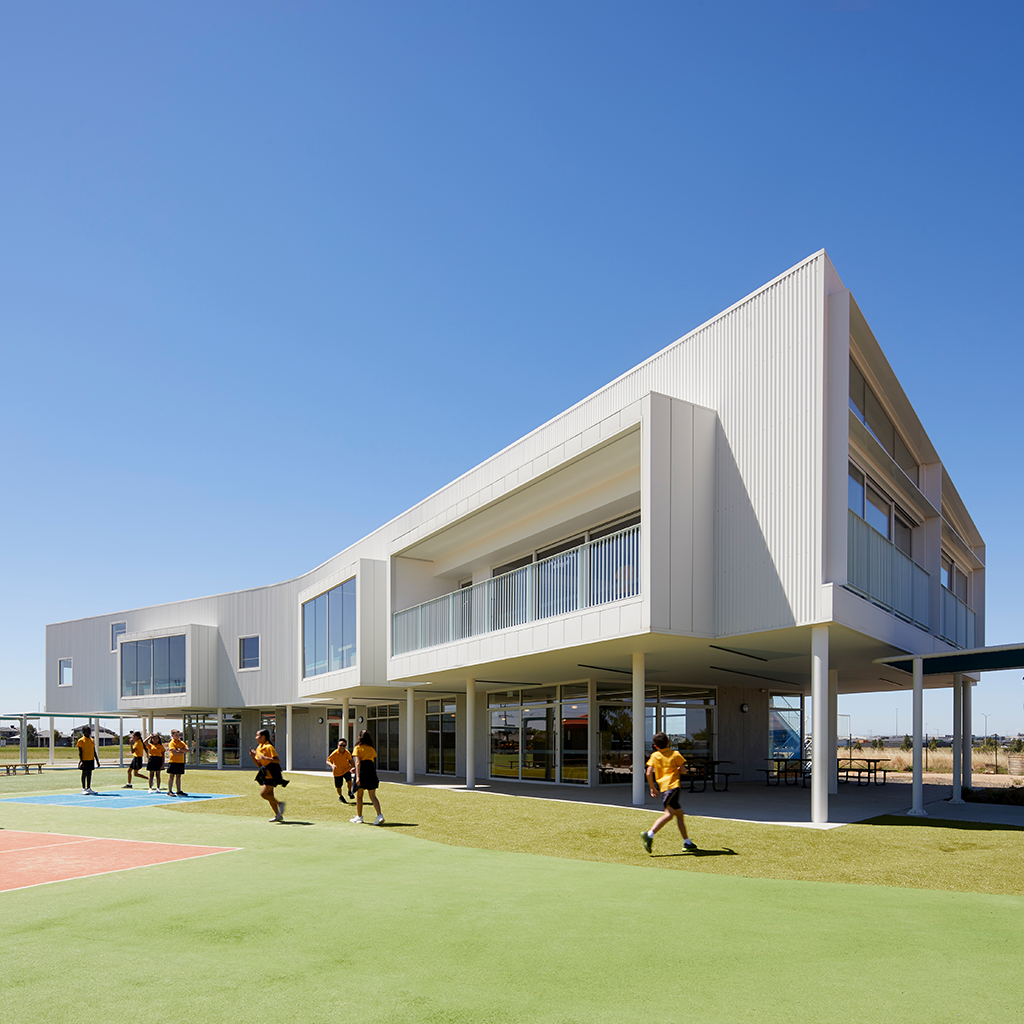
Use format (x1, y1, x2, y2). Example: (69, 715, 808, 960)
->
(2, 1, 1022, 736)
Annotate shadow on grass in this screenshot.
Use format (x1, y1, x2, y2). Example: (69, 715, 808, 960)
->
(378, 822, 419, 829)
(276, 820, 316, 826)
(652, 847, 737, 858)
(860, 814, 1024, 833)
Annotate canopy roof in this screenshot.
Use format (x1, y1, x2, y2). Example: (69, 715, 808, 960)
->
(876, 642, 1024, 677)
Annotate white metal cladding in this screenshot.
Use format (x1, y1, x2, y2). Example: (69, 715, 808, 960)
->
(392, 525, 640, 654)
(386, 253, 829, 634)
(846, 510, 930, 629)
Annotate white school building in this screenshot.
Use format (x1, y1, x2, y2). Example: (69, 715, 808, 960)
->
(44, 251, 987, 821)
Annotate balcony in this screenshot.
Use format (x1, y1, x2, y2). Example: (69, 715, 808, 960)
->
(392, 524, 640, 656)
(846, 510, 930, 630)
(939, 587, 976, 650)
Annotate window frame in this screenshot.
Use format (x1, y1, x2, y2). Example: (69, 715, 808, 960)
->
(58, 658, 73, 687)
(238, 634, 261, 671)
(111, 622, 127, 652)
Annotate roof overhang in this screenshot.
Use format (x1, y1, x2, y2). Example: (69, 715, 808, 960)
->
(876, 642, 1024, 676)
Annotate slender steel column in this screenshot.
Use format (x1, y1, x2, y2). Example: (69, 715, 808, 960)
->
(951, 674, 963, 803)
(962, 676, 973, 791)
(406, 688, 416, 784)
(908, 658, 926, 815)
(811, 625, 829, 824)
(285, 705, 293, 772)
(466, 679, 476, 789)
(632, 653, 645, 807)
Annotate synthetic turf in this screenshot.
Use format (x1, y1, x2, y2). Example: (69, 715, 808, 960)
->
(0, 829, 238, 891)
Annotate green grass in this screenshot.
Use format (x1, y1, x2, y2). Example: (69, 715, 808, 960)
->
(2, 770, 1023, 1023)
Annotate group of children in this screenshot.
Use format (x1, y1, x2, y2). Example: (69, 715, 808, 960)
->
(72, 725, 189, 797)
(76, 724, 693, 851)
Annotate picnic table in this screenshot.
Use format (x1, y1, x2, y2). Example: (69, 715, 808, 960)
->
(3, 762, 46, 776)
(837, 756, 890, 785)
(758, 757, 811, 787)
(681, 758, 737, 792)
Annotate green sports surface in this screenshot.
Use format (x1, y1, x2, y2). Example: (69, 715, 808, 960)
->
(3, 770, 1022, 1023)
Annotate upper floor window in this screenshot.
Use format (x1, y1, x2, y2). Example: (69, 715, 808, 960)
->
(849, 463, 914, 557)
(239, 635, 260, 670)
(121, 635, 186, 697)
(849, 359, 918, 484)
(941, 555, 970, 605)
(58, 658, 73, 687)
(111, 622, 126, 652)
(303, 577, 356, 678)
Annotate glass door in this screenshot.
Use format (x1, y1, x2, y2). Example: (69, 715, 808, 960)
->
(426, 699, 457, 775)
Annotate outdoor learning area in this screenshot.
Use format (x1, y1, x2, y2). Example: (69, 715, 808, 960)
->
(3, 765, 1022, 1024)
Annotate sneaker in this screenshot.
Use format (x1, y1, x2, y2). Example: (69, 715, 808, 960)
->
(349, 815, 363, 824)
(122, 784, 133, 789)
(86, 788, 98, 795)
(178, 791, 188, 797)
(684, 839, 698, 851)
(374, 814, 385, 825)
(167, 791, 176, 797)
(641, 831, 653, 854)
(276, 801, 286, 820)
(82, 788, 89, 795)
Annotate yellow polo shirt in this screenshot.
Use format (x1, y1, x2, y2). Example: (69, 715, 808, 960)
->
(646, 748, 686, 792)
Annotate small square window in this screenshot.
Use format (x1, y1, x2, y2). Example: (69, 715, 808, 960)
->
(111, 622, 127, 652)
(239, 636, 260, 670)
(59, 659, 73, 687)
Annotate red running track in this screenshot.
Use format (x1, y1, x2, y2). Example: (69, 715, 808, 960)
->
(0, 830, 239, 892)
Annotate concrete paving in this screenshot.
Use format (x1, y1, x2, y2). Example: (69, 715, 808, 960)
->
(376, 771, 1024, 830)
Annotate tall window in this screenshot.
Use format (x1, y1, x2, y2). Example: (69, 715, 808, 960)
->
(367, 704, 399, 771)
(121, 635, 186, 697)
(111, 622, 126, 652)
(941, 555, 969, 605)
(849, 463, 914, 556)
(303, 577, 356, 677)
(426, 699, 457, 775)
(849, 359, 918, 483)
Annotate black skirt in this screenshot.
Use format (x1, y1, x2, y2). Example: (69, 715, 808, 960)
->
(356, 762, 379, 791)
(256, 762, 286, 787)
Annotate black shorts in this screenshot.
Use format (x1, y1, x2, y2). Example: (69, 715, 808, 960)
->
(661, 787, 682, 811)
(256, 763, 285, 787)
(333, 771, 352, 789)
(147, 756, 164, 771)
(166, 762, 185, 776)
(79, 759, 95, 770)
(130, 756, 144, 770)
(356, 763, 379, 791)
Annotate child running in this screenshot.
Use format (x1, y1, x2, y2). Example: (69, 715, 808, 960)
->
(76, 725, 100, 794)
(326, 737, 356, 803)
(123, 731, 148, 788)
(146, 732, 165, 792)
(166, 729, 188, 797)
(640, 732, 697, 855)
(350, 730, 384, 825)
(250, 728, 289, 822)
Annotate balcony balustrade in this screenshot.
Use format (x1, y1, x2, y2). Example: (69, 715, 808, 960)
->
(939, 586, 976, 650)
(846, 509, 930, 630)
(393, 524, 640, 656)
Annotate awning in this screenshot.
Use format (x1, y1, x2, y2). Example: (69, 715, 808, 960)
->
(876, 642, 1024, 676)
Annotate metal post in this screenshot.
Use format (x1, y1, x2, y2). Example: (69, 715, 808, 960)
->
(216, 708, 224, 769)
(342, 697, 350, 747)
(632, 653, 645, 807)
(909, 658, 927, 815)
(20, 715, 27, 765)
(962, 676, 973, 790)
(406, 687, 416, 784)
(119, 716, 124, 768)
(951, 673, 963, 803)
(811, 625, 829, 824)
(465, 680, 476, 789)
(49, 716, 55, 765)
(285, 705, 293, 772)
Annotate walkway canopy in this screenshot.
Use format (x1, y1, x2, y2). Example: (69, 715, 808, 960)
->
(871, 641, 1024, 818)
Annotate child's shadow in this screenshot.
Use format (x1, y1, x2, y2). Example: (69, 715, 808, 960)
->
(653, 847, 737, 858)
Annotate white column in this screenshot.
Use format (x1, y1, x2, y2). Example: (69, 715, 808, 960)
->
(285, 705, 293, 772)
(216, 708, 224, 770)
(632, 653, 645, 807)
(828, 669, 839, 795)
(909, 658, 927, 815)
(406, 688, 416, 784)
(951, 674, 964, 803)
(20, 715, 27, 765)
(465, 680, 476, 789)
(119, 717, 124, 767)
(962, 677, 973, 790)
(587, 677, 597, 788)
(811, 625, 829, 824)
(49, 716, 55, 764)
(148, 712, 154, 736)
(342, 697, 350, 747)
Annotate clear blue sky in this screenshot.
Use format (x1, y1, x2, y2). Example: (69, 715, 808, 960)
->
(2, 1, 1022, 737)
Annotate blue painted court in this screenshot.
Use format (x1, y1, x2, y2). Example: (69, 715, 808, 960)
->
(2, 790, 238, 809)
